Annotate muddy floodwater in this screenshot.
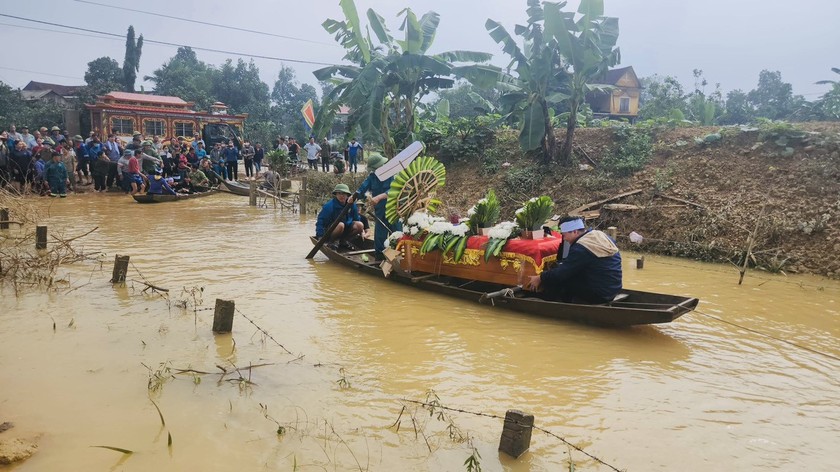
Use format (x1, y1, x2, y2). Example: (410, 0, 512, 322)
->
(1, 194, 838, 471)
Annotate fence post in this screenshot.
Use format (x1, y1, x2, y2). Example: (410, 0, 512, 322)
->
(110, 255, 130, 283)
(636, 256, 645, 269)
(606, 226, 617, 242)
(0, 208, 9, 230)
(35, 225, 47, 249)
(300, 177, 307, 214)
(249, 179, 257, 207)
(498, 409, 534, 459)
(212, 299, 235, 333)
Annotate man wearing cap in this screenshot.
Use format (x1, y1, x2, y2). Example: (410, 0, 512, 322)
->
(320, 138, 331, 173)
(353, 154, 401, 260)
(50, 126, 64, 144)
(346, 138, 363, 173)
(45, 150, 69, 197)
(140, 140, 162, 176)
(315, 183, 363, 250)
(526, 216, 622, 304)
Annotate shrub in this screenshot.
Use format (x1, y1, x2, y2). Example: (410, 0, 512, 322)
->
(304, 172, 363, 208)
(503, 165, 544, 202)
(601, 126, 653, 176)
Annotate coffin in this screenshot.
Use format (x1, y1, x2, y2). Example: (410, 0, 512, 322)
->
(396, 233, 563, 286)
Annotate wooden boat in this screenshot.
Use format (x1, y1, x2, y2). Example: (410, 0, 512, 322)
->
(219, 180, 251, 196)
(133, 188, 217, 203)
(310, 236, 699, 327)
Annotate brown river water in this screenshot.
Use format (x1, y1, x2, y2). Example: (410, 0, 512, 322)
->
(1, 193, 838, 471)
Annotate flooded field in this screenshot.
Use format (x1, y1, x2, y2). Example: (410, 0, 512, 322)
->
(1, 193, 838, 471)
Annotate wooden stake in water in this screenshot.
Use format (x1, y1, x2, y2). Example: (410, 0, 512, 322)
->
(249, 180, 257, 207)
(607, 226, 617, 242)
(299, 177, 308, 214)
(212, 299, 235, 333)
(498, 409, 534, 458)
(35, 225, 47, 249)
(111, 255, 130, 283)
(0, 208, 9, 230)
(636, 256, 645, 269)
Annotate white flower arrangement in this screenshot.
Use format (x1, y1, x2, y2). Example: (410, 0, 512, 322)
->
(429, 221, 455, 235)
(450, 224, 470, 237)
(387, 231, 404, 249)
(487, 221, 518, 240)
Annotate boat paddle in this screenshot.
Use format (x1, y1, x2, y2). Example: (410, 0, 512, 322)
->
(306, 192, 360, 259)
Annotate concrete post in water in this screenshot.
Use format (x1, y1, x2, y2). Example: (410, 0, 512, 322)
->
(249, 179, 257, 207)
(498, 409, 534, 458)
(300, 177, 307, 214)
(212, 299, 235, 333)
(607, 226, 617, 242)
(637, 255, 645, 269)
(0, 208, 9, 230)
(111, 255, 130, 283)
(35, 225, 47, 249)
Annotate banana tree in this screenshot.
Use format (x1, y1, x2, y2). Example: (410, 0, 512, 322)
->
(546, 0, 620, 163)
(486, 0, 571, 163)
(313, 0, 498, 156)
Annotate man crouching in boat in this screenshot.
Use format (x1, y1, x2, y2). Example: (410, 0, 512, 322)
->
(316, 183, 364, 251)
(526, 217, 622, 304)
(147, 169, 176, 195)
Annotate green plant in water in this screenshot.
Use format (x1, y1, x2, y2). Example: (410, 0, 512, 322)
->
(464, 446, 482, 472)
(515, 196, 554, 231)
(336, 367, 351, 389)
(467, 189, 501, 231)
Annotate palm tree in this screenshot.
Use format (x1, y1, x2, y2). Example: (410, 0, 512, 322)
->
(313, 0, 497, 156)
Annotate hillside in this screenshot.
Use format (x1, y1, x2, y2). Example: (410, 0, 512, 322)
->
(437, 123, 840, 278)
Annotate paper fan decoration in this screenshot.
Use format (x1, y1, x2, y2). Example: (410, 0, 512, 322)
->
(385, 156, 446, 224)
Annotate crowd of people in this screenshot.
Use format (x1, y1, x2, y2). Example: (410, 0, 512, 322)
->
(0, 124, 273, 197)
(272, 135, 364, 175)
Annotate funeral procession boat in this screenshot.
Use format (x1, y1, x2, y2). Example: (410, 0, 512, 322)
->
(310, 235, 698, 327)
(132, 188, 217, 203)
(308, 142, 699, 327)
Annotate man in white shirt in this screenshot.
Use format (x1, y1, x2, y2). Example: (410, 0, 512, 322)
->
(303, 137, 321, 171)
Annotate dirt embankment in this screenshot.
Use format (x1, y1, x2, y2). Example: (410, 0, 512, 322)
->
(438, 123, 840, 278)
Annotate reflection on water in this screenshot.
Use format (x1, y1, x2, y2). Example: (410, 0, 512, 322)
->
(1, 193, 838, 471)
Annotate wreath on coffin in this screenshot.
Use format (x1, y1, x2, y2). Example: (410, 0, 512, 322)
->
(384, 156, 446, 224)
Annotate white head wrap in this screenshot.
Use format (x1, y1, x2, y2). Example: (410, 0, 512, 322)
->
(559, 219, 585, 233)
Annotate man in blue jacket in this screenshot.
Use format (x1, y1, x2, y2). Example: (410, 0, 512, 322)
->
(526, 216, 622, 304)
(315, 183, 364, 250)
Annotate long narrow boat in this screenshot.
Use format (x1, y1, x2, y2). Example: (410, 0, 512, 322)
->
(310, 236, 699, 327)
(219, 180, 251, 196)
(133, 188, 218, 203)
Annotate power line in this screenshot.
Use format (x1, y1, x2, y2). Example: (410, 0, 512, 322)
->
(0, 66, 83, 81)
(0, 14, 338, 67)
(0, 21, 123, 43)
(72, 0, 338, 47)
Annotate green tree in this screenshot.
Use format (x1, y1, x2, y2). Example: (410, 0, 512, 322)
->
(145, 47, 215, 110)
(83, 57, 123, 96)
(719, 89, 754, 124)
(313, 0, 496, 156)
(270, 65, 318, 140)
(638, 75, 687, 120)
(485, 1, 568, 163)
(432, 82, 500, 119)
(122, 26, 144, 92)
(212, 58, 270, 119)
(0, 82, 64, 131)
(747, 70, 800, 120)
(812, 69, 840, 121)
(684, 69, 723, 125)
(551, 0, 621, 163)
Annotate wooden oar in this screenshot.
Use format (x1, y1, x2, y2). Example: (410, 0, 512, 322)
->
(306, 192, 360, 259)
(478, 286, 522, 303)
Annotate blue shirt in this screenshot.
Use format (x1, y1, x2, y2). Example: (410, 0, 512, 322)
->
(315, 197, 360, 237)
(223, 146, 239, 162)
(356, 172, 393, 216)
(347, 142, 362, 158)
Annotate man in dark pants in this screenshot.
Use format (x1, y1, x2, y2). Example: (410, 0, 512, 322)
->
(320, 137, 331, 173)
(526, 216, 622, 304)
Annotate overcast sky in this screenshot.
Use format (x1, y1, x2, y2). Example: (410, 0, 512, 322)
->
(0, 0, 837, 102)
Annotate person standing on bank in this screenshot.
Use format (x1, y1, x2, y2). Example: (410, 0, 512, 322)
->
(352, 154, 402, 261)
(241, 140, 256, 178)
(224, 141, 239, 181)
(303, 137, 321, 171)
(346, 137, 363, 173)
(320, 137, 331, 173)
(526, 216, 622, 304)
(315, 183, 364, 250)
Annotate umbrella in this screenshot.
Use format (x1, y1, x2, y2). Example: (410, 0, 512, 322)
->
(374, 141, 424, 180)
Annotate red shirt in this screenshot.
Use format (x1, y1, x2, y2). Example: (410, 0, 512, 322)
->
(127, 156, 140, 174)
